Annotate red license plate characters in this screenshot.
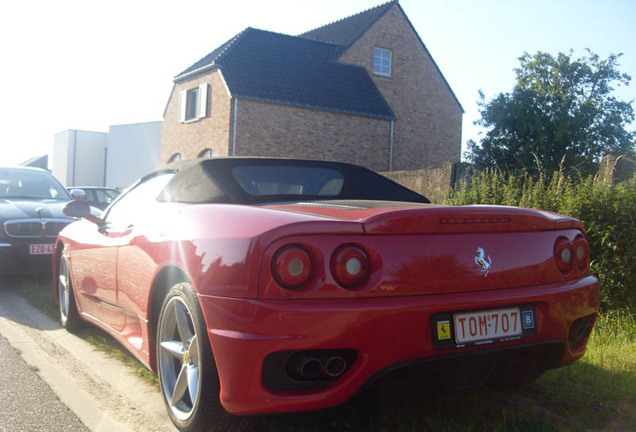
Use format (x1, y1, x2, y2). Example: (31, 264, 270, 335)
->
(454, 308, 522, 344)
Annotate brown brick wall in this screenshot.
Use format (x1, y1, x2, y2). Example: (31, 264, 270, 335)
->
(161, 5, 462, 171)
(160, 70, 232, 162)
(382, 162, 456, 204)
(339, 5, 463, 171)
(234, 99, 393, 172)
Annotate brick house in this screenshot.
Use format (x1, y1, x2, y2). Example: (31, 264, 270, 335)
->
(161, 0, 463, 172)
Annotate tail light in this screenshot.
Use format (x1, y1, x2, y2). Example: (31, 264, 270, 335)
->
(331, 245, 369, 288)
(573, 235, 590, 271)
(554, 237, 574, 274)
(272, 245, 312, 288)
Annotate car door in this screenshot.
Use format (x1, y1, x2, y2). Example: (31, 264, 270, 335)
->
(70, 173, 174, 331)
(106, 173, 175, 329)
(68, 214, 126, 331)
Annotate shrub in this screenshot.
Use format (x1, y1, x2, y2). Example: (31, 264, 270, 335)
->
(447, 171, 636, 312)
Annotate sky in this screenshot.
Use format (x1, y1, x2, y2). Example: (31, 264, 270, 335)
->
(1, 0, 635, 167)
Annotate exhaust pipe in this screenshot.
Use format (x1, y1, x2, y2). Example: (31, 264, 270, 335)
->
(270, 349, 357, 388)
(288, 356, 322, 380)
(324, 356, 347, 377)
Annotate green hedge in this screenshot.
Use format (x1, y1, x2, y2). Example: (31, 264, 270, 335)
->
(446, 170, 636, 312)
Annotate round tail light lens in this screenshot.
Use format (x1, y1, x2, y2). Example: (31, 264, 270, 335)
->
(272, 246, 312, 288)
(573, 235, 590, 271)
(554, 237, 574, 273)
(331, 245, 369, 288)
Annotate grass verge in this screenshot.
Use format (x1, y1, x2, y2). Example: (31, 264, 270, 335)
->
(10, 277, 158, 386)
(8, 277, 636, 431)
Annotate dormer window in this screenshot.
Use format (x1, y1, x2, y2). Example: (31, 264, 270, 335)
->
(179, 83, 209, 123)
(373, 47, 392, 77)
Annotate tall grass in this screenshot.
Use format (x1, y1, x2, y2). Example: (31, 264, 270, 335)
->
(531, 310, 636, 428)
(10, 278, 158, 385)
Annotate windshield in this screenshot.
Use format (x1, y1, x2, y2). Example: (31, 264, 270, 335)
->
(0, 168, 71, 200)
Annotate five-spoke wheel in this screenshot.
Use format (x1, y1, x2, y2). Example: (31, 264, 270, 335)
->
(157, 282, 251, 432)
(158, 293, 202, 422)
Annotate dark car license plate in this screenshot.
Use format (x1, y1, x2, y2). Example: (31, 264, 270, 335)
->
(29, 244, 55, 255)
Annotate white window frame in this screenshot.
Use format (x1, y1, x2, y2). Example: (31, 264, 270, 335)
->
(179, 83, 209, 123)
(373, 47, 392, 77)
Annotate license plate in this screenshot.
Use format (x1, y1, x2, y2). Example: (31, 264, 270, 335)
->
(29, 244, 55, 255)
(454, 308, 522, 344)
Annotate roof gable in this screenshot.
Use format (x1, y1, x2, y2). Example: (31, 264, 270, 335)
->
(299, 1, 396, 50)
(175, 28, 395, 119)
(176, 33, 242, 79)
(300, 1, 463, 112)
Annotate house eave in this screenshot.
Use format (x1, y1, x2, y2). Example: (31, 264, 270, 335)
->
(174, 63, 218, 83)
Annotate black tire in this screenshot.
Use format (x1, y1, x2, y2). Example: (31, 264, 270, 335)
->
(57, 254, 82, 330)
(156, 282, 253, 432)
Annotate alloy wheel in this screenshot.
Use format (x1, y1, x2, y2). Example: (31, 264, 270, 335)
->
(158, 296, 201, 421)
(58, 257, 71, 323)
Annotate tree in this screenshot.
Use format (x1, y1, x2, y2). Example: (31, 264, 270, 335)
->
(467, 50, 635, 174)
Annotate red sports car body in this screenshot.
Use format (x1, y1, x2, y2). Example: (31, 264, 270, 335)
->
(54, 158, 599, 431)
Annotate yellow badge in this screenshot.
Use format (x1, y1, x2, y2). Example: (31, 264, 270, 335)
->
(437, 320, 451, 340)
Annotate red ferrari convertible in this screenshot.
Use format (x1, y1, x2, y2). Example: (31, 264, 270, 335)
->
(54, 158, 599, 431)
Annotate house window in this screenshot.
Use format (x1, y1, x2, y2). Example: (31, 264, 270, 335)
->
(179, 83, 209, 123)
(185, 88, 198, 120)
(373, 47, 392, 77)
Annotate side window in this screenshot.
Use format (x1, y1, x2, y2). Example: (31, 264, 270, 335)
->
(105, 173, 175, 226)
(179, 83, 209, 123)
(373, 47, 392, 77)
(85, 189, 96, 203)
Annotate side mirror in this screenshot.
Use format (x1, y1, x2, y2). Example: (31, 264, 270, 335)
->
(63, 200, 91, 218)
(69, 188, 86, 200)
(64, 199, 104, 226)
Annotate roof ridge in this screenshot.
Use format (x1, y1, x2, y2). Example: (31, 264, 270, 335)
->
(250, 27, 343, 50)
(214, 27, 252, 64)
(174, 28, 250, 81)
(299, 0, 396, 41)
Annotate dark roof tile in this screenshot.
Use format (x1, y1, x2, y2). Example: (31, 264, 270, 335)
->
(176, 31, 245, 78)
(176, 28, 395, 119)
(299, 1, 396, 49)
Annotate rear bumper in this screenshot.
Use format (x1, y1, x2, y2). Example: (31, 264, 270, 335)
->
(198, 275, 599, 415)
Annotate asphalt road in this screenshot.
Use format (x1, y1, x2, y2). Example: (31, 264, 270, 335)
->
(0, 286, 175, 432)
(0, 334, 89, 431)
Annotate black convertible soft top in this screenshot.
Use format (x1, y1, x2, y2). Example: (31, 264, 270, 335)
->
(154, 158, 430, 205)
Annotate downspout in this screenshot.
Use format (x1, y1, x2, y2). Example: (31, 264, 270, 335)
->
(232, 98, 238, 156)
(103, 147, 108, 186)
(72, 130, 77, 186)
(389, 120, 394, 172)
